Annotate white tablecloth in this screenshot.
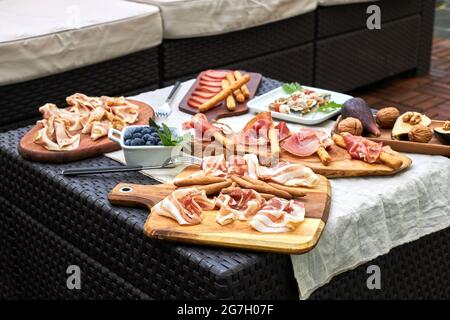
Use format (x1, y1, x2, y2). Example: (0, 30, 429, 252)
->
(106, 81, 450, 299)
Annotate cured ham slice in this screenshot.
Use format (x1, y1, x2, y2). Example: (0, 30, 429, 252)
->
(239, 112, 273, 146)
(110, 105, 139, 124)
(258, 162, 319, 187)
(91, 120, 111, 141)
(182, 113, 222, 141)
(154, 188, 215, 225)
(215, 188, 264, 225)
(200, 74, 223, 82)
(227, 155, 247, 176)
(343, 133, 382, 163)
(196, 86, 221, 94)
(34, 116, 80, 151)
(204, 70, 228, 79)
(201, 154, 228, 177)
(199, 80, 223, 88)
(191, 91, 216, 99)
(282, 128, 333, 157)
(243, 154, 260, 179)
(250, 198, 305, 233)
(275, 121, 291, 141)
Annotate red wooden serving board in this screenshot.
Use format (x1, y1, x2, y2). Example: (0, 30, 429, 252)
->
(178, 70, 262, 121)
(18, 99, 154, 163)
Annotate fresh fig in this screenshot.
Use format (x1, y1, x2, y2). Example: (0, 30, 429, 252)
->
(342, 98, 380, 136)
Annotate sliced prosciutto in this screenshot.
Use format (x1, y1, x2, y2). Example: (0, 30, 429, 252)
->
(227, 155, 248, 176)
(199, 80, 223, 88)
(258, 162, 319, 187)
(250, 198, 305, 233)
(343, 133, 382, 163)
(182, 113, 221, 141)
(200, 154, 228, 177)
(215, 188, 264, 225)
(275, 121, 291, 141)
(239, 111, 273, 146)
(282, 128, 333, 157)
(196, 86, 221, 94)
(204, 70, 228, 79)
(191, 91, 216, 99)
(154, 188, 215, 225)
(200, 74, 223, 82)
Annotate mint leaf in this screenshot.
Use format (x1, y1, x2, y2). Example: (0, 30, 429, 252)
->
(316, 101, 343, 113)
(282, 82, 303, 94)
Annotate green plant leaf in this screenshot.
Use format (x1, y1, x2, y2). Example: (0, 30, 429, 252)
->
(316, 101, 343, 113)
(282, 82, 303, 94)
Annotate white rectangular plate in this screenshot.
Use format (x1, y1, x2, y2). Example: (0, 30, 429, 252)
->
(247, 85, 353, 125)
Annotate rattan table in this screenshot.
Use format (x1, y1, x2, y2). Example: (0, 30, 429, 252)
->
(0, 77, 448, 299)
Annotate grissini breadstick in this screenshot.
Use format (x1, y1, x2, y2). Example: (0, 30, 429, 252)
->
(316, 146, 331, 166)
(221, 182, 237, 194)
(174, 175, 226, 187)
(190, 180, 232, 196)
(332, 133, 403, 169)
(267, 183, 306, 198)
(222, 79, 236, 111)
(226, 73, 245, 103)
(198, 74, 250, 112)
(260, 193, 275, 200)
(269, 126, 280, 161)
(233, 71, 250, 98)
(231, 175, 292, 199)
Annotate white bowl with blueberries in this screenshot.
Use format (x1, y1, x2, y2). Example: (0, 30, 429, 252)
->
(108, 122, 189, 167)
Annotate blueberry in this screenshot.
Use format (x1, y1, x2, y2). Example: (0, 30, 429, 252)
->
(124, 131, 133, 140)
(124, 139, 132, 146)
(131, 138, 145, 146)
(142, 127, 151, 135)
(149, 126, 156, 132)
(148, 137, 157, 145)
(157, 140, 163, 146)
(142, 134, 152, 141)
(133, 132, 142, 139)
(145, 140, 153, 146)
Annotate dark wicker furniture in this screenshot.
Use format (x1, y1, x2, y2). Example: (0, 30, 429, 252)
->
(0, 77, 448, 299)
(0, 48, 159, 132)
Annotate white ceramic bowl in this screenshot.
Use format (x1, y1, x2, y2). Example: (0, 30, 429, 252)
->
(108, 125, 182, 166)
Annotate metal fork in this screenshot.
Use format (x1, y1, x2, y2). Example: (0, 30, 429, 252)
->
(155, 81, 182, 117)
(62, 154, 202, 176)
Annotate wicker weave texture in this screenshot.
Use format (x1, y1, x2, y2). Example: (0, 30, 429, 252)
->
(0, 48, 159, 131)
(317, 0, 422, 38)
(0, 78, 298, 300)
(0, 197, 151, 300)
(315, 15, 420, 92)
(163, 44, 314, 87)
(161, 13, 314, 80)
(416, 0, 436, 75)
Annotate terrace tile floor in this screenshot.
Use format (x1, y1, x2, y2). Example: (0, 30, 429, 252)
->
(351, 38, 450, 120)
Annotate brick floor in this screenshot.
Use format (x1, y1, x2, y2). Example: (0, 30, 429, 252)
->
(351, 38, 450, 120)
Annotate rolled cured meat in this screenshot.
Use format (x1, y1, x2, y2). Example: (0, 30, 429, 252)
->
(282, 128, 333, 157)
(250, 198, 305, 233)
(215, 188, 264, 225)
(343, 133, 382, 163)
(154, 188, 215, 225)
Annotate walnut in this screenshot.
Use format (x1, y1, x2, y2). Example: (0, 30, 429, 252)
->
(402, 112, 422, 125)
(376, 107, 400, 129)
(408, 125, 432, 143)
(338, 117, 363, 136)
(443, 121, 450, 131)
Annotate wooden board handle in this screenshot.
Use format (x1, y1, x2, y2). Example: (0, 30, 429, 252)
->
(108, 183, 175, 209)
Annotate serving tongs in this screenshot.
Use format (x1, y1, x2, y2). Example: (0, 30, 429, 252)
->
(62, 155, 202, 176)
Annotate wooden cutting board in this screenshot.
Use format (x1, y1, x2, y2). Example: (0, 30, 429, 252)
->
(178, 70, 262, 122)
(18, 99, 154, 163)
(108, 166, 331, 254)
(192, 140, 412, 178)
(332, 116, 450, 156)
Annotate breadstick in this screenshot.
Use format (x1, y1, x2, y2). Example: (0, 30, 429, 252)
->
(212, 131, 230, 148)
(174, 175, 226, 187)
(221, 182, 237, 194)
(192, 180, 232, 196)
(332, 134, 403, 170)
(226, 73, 245, 103)
(222, 79, 236, 111)
(233, 71, 250, 98)
(260, 193, 275, 200)
(231, 176, 292, 199)
(267, 183, 306, 198)
(316, 146, 331, 166)
(379, 152, 403, 170)
(269, 127, 280, 160)
(199, 74, 250, 112)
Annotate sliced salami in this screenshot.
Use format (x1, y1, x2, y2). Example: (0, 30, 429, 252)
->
(200, 74, 223, 82)
(204, 70, 229, 79)
(196, 86, 221, 94)
(191, 90, 216, 99)
(199, 80, 223, 88)
(187, 99, 202, 109)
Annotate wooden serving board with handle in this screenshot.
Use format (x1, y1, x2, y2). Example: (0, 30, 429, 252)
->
(108, 166, 331, 254)
(194, 140, 412, 178)
(178, 70, 262, 122)
(332, 116, 450, 157)
(18, 99, 154, 163)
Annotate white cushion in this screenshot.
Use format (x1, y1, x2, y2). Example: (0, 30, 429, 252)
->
(319, 0, 377, 6)
(133, 0, 318, 39)
(0, 0, 163, 86)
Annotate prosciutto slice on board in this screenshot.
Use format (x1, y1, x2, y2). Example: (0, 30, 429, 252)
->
(275, 121, 291, 141)
(200, 154, 228, 177)
(343, 134, 382, 163)
(34, 116, 80, 151)
(154, 188, 215, 225)
(239, 111, 273, 146)
(215, 188, 264, 225)
(182, 113, 221, 141)
(282, 128, 333, 157)
(227, 155, 248, 176)
(250, 198, 305, 233)
(258, 162, 319, 187)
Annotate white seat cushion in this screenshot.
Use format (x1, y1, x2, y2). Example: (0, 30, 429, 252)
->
(134, 0, 317, 39)
(319, 0, 376, 6)
(0, 0, 163, 86)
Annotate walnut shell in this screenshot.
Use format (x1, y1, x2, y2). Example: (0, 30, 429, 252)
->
(338, 117, 363, 136)
(376, 107, 400, 129)
(408, 125, 432, 143)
